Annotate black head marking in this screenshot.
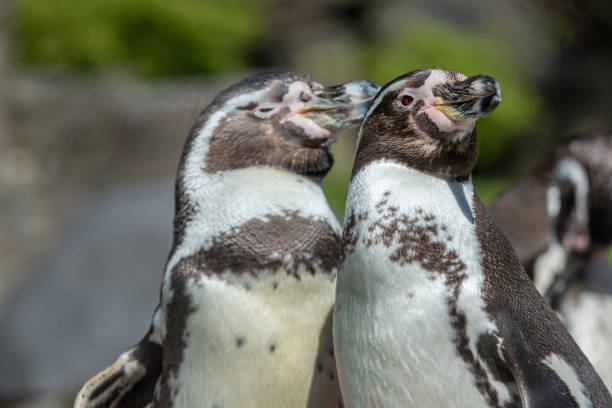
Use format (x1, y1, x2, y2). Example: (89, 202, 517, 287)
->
(352, 68, 500, 179)
(199, 72, 334, 177)
(352, 69, 481, 179)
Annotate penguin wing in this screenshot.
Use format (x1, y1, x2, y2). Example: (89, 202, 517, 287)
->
(474, 195, 611, 406)
(494, 309, 589, 408)
(74, 334, 161, 408)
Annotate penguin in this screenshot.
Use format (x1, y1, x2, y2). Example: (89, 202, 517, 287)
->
(74, 72, 380, 408)
(490, 132, 612, 390)
(333, 68, 612, 407)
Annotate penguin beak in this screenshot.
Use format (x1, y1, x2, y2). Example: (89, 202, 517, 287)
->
(302, 80, 380, 130)
(433, 75, 502, 120)
(561, 221, 591, 254)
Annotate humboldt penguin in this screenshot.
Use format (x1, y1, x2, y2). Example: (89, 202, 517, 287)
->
(333, 68, 612, 407)
(490, 132, 612, 390)
(75, 72, 379, 407)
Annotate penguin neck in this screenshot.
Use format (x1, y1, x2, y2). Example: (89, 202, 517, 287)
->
(174, 163, 334, 238)
(347, 159, 476, 226)
(352, 121, 478, 180)
(168, 155, 341, 273)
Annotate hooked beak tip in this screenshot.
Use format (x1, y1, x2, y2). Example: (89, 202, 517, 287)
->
(436, 75, 502, 120)
(480, 92, 502, 113)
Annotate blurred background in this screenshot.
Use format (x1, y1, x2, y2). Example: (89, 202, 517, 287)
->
(1, 0, 611, 406)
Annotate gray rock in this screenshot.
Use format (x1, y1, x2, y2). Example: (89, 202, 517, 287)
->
(0, 180, 173, 400)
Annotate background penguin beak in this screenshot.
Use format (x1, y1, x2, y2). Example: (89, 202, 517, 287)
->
(302, 80, 380, 129)
(434, 75, 502, 120)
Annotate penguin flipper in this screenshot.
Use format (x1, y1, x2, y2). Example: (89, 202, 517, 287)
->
(495, 310, 582, 408)
(74, 337, 162, 408)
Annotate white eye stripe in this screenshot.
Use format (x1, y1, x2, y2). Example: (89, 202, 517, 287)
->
(356, 79, 407, 147)
(553, 157, 589, 224)
(362, 80, 407, 121)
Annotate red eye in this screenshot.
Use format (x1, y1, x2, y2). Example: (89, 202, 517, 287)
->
(401, 95, 414, 106)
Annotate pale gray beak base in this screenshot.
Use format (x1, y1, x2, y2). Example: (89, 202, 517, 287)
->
(304, 80, 380, 129)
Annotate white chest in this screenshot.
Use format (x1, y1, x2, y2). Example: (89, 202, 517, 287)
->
(334, 161, 514, 407)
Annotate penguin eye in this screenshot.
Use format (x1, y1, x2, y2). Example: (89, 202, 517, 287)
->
(401, 95, 414, 106)
(299, 92, 311, 103)
(253, 104, 280, 118)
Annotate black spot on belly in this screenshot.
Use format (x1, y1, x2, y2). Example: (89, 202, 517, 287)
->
(269, 342, 276, 353)
(317, 362, 323, 372)
(328, 372, 335, 381)
(236, 336, 245, 347)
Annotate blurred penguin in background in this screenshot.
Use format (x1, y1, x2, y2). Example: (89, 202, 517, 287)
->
(490, 131, 612, 390)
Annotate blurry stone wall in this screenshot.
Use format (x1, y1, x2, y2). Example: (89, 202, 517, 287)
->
(0, 73, 241, 304)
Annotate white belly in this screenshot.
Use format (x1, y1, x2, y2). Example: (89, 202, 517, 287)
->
(336, 253, 492, 407)
(172, 269, 340, 407)
(334, 161, 514, 407)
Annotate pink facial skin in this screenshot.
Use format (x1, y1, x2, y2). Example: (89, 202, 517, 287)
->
(280, 81, 332, 140)
(397, 69, 477, 139)
(563, 227, 591, 254)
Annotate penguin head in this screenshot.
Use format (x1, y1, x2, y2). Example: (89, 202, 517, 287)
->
(548, 156, 591, 255)
(353, 68, 501, 178)
(187, 72, 379, 177)
(547, 133, 612, 257)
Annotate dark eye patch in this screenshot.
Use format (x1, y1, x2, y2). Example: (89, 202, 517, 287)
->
(258, 107, 275, 113)
(299, 92, 311, 102)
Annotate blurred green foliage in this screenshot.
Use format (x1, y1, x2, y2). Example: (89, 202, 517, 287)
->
(472, 176, 513, 206)
(15, 0, 265, 77)
(363, 17, 541, 170)
(15, 1, 539, 176)
(323, 175, 350, 221)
